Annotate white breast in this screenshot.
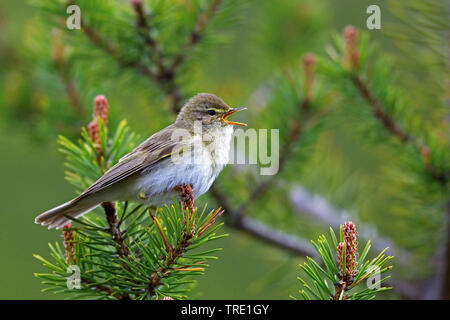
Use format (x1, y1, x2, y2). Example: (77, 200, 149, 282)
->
(134, 125, 233, 207)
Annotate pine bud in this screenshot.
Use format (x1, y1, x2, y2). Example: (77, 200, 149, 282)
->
(88, 121, 100, 149)
(342, 221, 358, 276)
(93, 94, 109, 126)
(337, 221, 359, 278)
(302, 53, 316, 102)
(421, 146, 430, 168)
(344, 25, 359, 71)
(63, 222, 76, 265)
(88, 95, 109, 157)
(51, 29, 64, 67)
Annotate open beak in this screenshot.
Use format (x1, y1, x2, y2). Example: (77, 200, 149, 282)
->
(222, 107, 247, 126)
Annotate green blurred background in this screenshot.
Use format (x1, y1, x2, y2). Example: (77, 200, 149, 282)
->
(0, 0, 448, 299)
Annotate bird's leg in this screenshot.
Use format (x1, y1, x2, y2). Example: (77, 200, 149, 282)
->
(174, 184, 195, 234)
(147, 206, 157, 220)
(174, 184, 195, 213)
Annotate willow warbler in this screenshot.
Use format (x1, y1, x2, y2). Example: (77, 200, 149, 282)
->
(35, 93, 246, 229)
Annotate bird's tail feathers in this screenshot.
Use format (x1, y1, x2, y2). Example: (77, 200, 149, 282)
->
(35, 197, 99, 230)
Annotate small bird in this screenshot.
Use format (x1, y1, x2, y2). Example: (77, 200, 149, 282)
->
(35, 93, 246, 229)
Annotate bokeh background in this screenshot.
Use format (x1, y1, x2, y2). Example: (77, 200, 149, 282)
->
(0, 0, 448, 299)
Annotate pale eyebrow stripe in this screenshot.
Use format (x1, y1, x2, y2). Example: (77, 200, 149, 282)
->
(206, 107, 224, 113)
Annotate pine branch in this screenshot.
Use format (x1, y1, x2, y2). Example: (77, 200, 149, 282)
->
(131, 0, 150, 30)
(66, 0, 157, 79)
(342, 26, 448, 186)
(147, 214, 194, 297)
(75, 0, 224, 113)
(350, 74, 413, 145)
(296, 222, 393, 300)
(59, 1, 227, 113)
(80, 19, 157, 79)
(161, 0, 225, 113)
(170, 0, 223, 71)
(102, 201, 128, 259)
(348, 72, 450, 185)
(130, 0, 166, 74)
(146, 203, 224, 298)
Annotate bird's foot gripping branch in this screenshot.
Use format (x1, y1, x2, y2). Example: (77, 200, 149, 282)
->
(34, 96, 227, 300)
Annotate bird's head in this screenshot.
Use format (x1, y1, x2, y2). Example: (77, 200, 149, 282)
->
(176, 93, 247, 130)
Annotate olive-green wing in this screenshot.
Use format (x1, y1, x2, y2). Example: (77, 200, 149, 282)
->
(80, 125, 181, 197)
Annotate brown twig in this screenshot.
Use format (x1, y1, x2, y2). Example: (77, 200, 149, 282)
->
(67, 0, 223, 113)
(129, 0, 181, 111)
(80, 279, 115, 296)
(147, 230, 193, 298)
(344, 26, 448, 186)
(55, 68, 85, 119)
(146, 187, 225, 298)
(332, 281, 348, 300)
(130, 0, 166, 73)
(344, 26, 411, 144)
(131, 0, 150, 29)
(351, 74, 449, 186)
(102, 201, 128, 258)
(62, 223, 76, 265)
(80, 19, 157, 79)
(80, 0, 223, 113)
(163, 0, 224, 113)
(351, 74, 413, 145)
(52, 29, 86, 120)
(80, 279, 128, 300)
(146, 207, 224, 298)
(170, 0, 223, 71)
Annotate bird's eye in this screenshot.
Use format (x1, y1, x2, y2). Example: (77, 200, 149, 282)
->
(207, 109, 216, 116)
